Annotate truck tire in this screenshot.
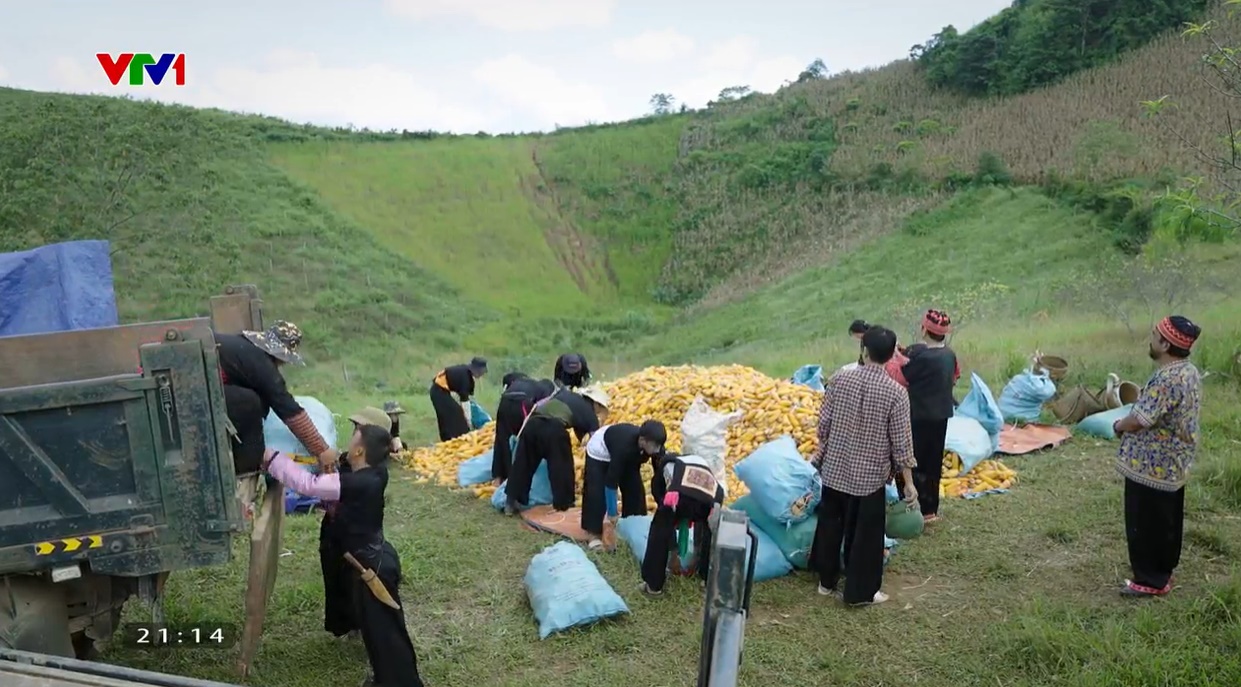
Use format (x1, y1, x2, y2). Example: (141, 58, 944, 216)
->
(0, 575, 75, 657)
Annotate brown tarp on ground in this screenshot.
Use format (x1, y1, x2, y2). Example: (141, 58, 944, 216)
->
(998, 424, 1072, 455)
(520, 506, 593, 542)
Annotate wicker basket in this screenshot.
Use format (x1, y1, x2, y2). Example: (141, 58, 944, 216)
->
(1035, 355, 1069, 381)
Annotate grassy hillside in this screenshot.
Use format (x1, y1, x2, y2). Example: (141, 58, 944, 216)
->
(0, 89, 484, 395)
(269, 138, 615, 317)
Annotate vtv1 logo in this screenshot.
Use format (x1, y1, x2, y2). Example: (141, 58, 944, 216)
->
(96, 53, 186, 86)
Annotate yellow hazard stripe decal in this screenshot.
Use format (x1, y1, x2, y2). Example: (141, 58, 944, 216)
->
(34, 534, 105, 556)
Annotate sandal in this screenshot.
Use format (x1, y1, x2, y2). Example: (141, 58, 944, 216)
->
(1120, 579, 1170, 597)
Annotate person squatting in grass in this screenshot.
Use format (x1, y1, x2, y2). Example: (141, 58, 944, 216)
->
(810, 325, 918, 606)
(265, 424, 425, 687)
(428, 356, 487, 441)
(580, 420, 668, 551)
(491, 372, 556, 486)
(505, 386, 610, 514)
(215, 320, 338, 475)
(901, 308, 960, 524)
(319, 407, 398, 640)
(1111, 315, 1203, 598)
(640, 451, 725, 596)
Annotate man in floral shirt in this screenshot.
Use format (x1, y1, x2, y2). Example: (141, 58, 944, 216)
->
(1111, 315, 1203, 597)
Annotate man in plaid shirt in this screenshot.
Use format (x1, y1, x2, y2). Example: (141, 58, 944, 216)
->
(810, 325, 919, 605)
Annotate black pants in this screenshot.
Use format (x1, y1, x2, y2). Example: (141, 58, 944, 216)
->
(319, 518, 354, 637)
(811, 485, 886, 604)
(491, 396, 527, 481)
(911, 418, 949, 517)
(642, 500, 712, 592)
(1124, 478, 1185, 590)
(349, 542, 423, 687)
(507, 416, 576, 510)
(224, 384, 266, 475)
(429, 384, 469, 442)
(580, 457, 647, 536)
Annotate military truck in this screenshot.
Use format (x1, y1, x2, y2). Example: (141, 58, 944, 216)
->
(0, 286, 280, 674)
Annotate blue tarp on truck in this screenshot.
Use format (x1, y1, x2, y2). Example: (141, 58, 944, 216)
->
(0, 240, 119, 337)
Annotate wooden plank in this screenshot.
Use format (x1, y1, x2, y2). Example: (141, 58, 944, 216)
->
(0, 319, 214, 389)
(209, 285, 262, 335)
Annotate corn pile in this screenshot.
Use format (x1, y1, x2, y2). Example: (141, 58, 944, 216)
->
(939, 452, 1018, 498)
(400, 365, 825, 507)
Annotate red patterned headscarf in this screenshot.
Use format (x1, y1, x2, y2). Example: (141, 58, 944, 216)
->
(922, 309, 952, 337)
(1156, 315, 1199, 350)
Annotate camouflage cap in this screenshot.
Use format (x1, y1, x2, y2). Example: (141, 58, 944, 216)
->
(242, 320, 304, 365)
(349, 407, 392, 431)
(382, 401, 406, 416)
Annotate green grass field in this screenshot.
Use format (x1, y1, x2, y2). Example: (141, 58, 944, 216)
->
(5, 9, 1241, 683)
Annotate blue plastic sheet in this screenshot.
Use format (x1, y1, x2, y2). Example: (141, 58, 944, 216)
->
(998, 369, 1057, 423)
(732, 436, 821, 524)
(469, 400, 491, 429)
(615, 514, 793, 582)
(524, 542, 629, 639)
(956, 373, 1004, 453)
(0, 240, 119, 337)
(263, 396, 337, 457)
(790, 364, 826, 392)
(458, 451, 493, 486)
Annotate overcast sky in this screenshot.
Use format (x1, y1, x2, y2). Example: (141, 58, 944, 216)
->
(0, 0, 1011, 134)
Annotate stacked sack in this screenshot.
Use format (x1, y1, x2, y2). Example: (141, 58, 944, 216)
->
(728, 436, 898, 571)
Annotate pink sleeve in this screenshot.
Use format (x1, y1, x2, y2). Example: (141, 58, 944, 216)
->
(266, 452, 342, 501)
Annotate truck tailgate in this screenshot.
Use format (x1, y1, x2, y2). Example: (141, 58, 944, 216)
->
(0, 319, 241, 576)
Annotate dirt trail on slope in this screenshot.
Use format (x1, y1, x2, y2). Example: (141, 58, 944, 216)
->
(524, 144, 618, 295)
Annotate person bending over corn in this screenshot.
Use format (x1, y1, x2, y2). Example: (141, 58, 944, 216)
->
(581, 420, 668, 550)
(640, 452, 725, 596)
(553, 352, 591, 389)
(491, 372, 556, 486)
(505, 386, 610, 514)
(429, 356, 487, 441)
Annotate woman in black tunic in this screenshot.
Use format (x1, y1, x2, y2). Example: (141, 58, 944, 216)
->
(505, 386, 609, 514)
(265, 425, 423, 687)
(320, 407, 396, 639)
(215, 320, 337, 474)
(429, 356, 487, 441)
(491, 373, 555, 485)
(641, 452, 725, 595)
